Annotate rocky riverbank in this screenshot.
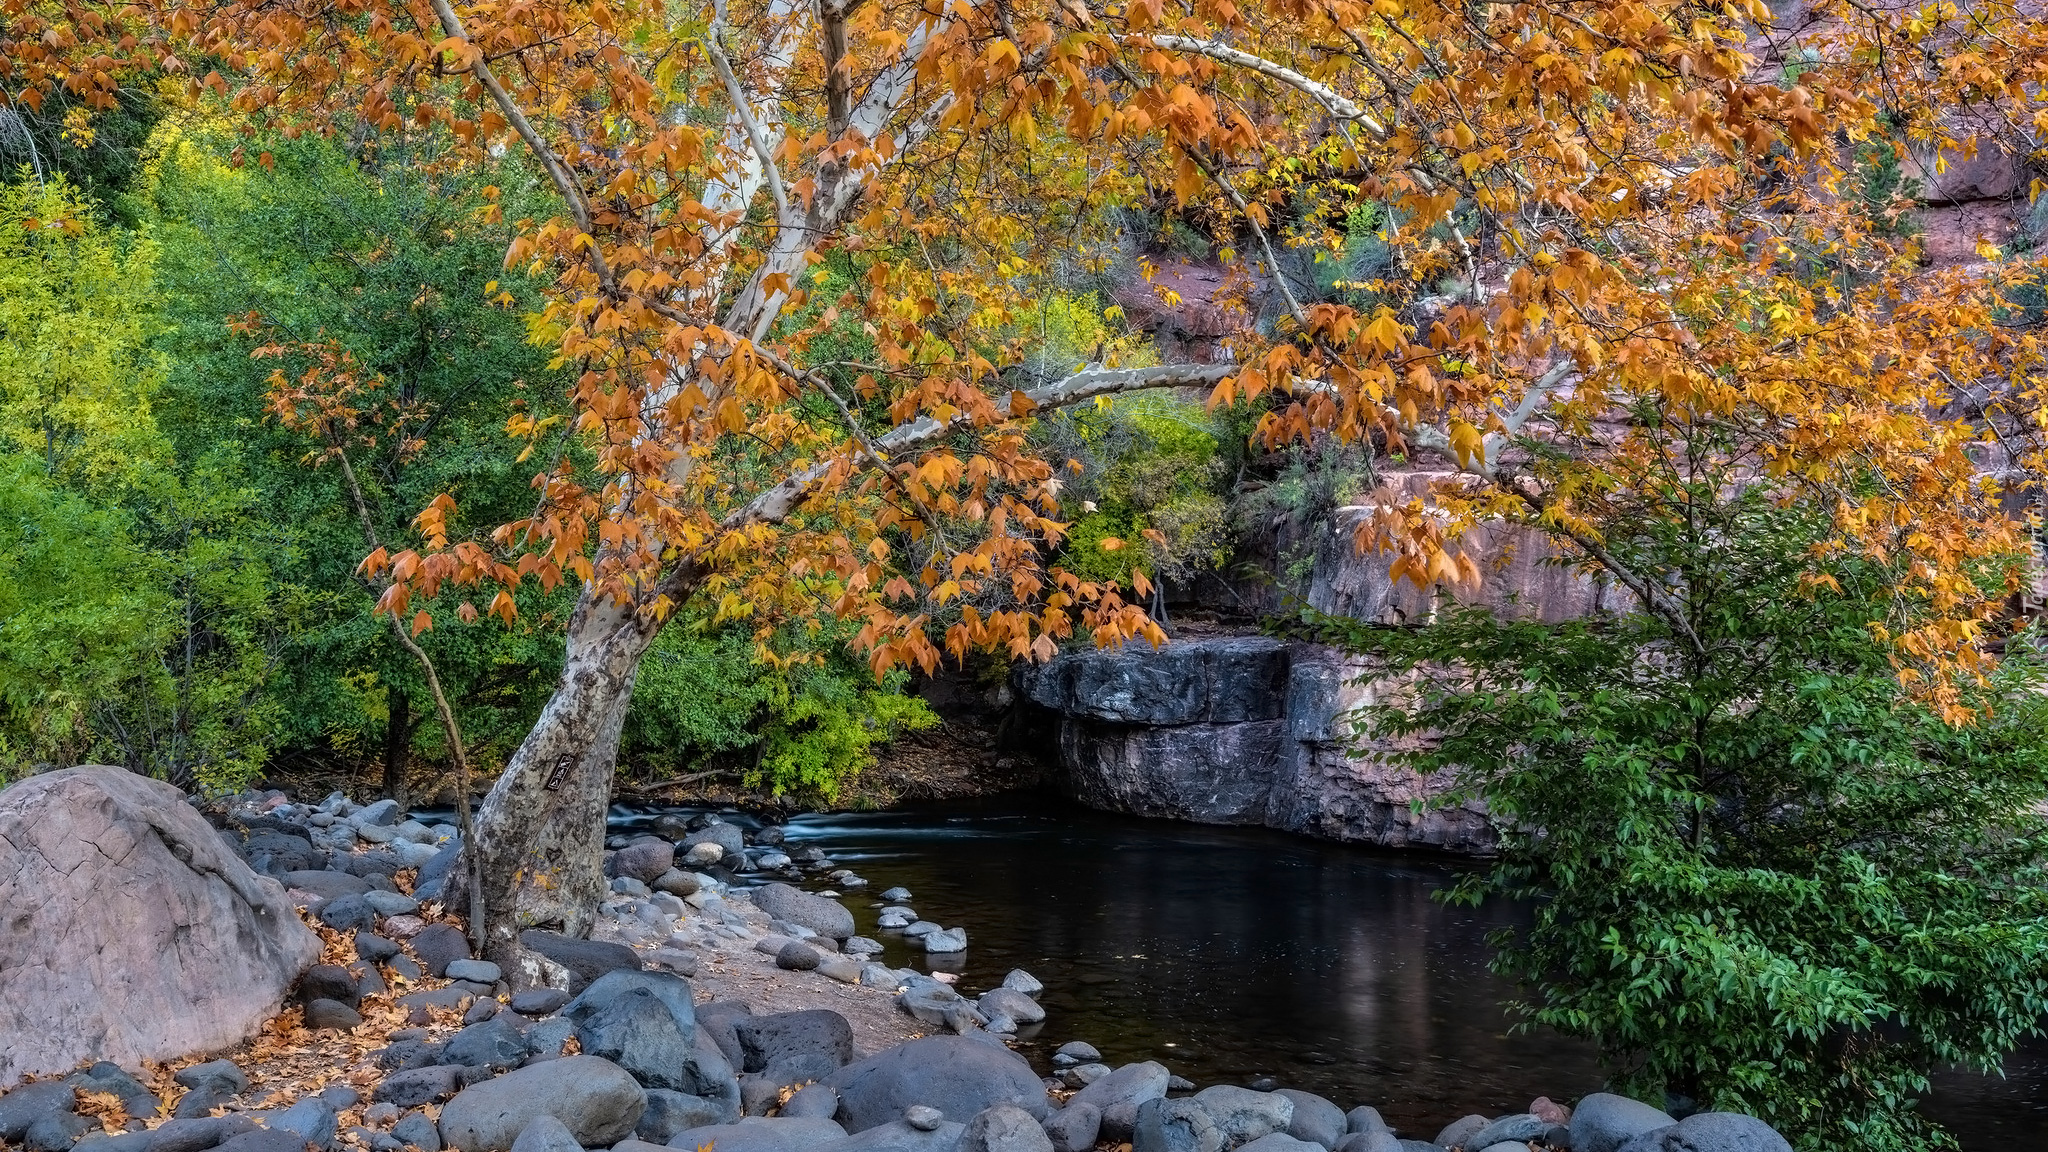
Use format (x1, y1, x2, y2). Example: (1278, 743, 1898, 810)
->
(1, 768, 1796, 1152)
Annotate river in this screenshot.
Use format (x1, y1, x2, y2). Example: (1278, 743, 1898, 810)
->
(614, 794, 2048, 1146)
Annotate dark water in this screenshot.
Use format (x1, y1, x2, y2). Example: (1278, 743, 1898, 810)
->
(617, 795, 2047, 1146)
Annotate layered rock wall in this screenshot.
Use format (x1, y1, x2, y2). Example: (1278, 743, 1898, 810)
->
(1020, 478, 1634, 853)
(1018, 637, 1495, 853)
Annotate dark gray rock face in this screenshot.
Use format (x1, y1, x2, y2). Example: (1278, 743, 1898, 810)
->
(1042, 1104, 1101, 1152)
(1132, 1098, 1223, 1152)
(1019, 637, 1290, 725)
(518, 931, 640, 993)
(438, 1055, 646, 1151)
(750, 884, 855, 941)
(0, 1081, 79, 1142)
(637, 1090, 733, 1141)
(1016, 639, 1494, 853)
(0, 767, 321, 1088)
(1613, 1113, 1792, 1152)
(1275, 1090, 1345, 1149)
(823, 1037, 1048, 1133)
(562, 971, 698, 1093)
(1569, 1094, 1678, 1152)
(960, 1105, 1054, 1152)
(735, 1010, 854, 1080)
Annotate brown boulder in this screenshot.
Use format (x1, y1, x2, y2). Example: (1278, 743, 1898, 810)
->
(0, 766, 321, 1088)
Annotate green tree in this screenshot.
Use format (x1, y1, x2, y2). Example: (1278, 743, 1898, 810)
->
(142, 122, 575, 795)
(1303, 465, 2048, 1150)
(0, 177, 298, 787)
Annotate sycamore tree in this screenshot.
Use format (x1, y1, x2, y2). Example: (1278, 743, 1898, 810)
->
(7, 0, 2048, 962)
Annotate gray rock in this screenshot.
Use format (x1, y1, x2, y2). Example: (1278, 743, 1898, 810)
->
(901, 921, 939, 938)
(1333, 1133, 1401, 1152)
(921, 928, 967, 953)
(1042, 1103, 1100, 1152)
(354, 799, 401, 827)
(903, 1107, 944, 1133)
(1276, 1091, 1345, 1149)
(1237, 1136, 1324, 1152)
(665, 1117, 846, 1152)
(1132, 1098, 1224, 1152)
(749, 884, 855, 941)
(879, 888, 911, 902)
(610, 878, 652, 898)
(1617, 1113, 1790, 1152)
(305, 998, 364, 1031)
(356, 933, 401, 963)
(961, 1105, 1053, 1152)
(391, 1112, 443, 1151)
(842, 938, 884, 957)
(147, 1118, 260, 1152)
(210, 1131, 303, 1152)
(523, 1019, 577, 1063)
(896, 981, 976, 1030)
(636, 1091, 729, 1143)
(265, 1097, 339, 1150)
(859, 965, 900, 990)
(681, 824, 746, 861)
(677, 1029, 742, 1122)
(517, 932, 640, 994)
(1190, 1086, 1292, 1146)
(174, 1086, 235, 1120)
(1568, 1096, 1676, 1152)
(735, 1010, 854, 1079)
(1060, 1065, 1109, 1089)
(651, 871, 700, 899)
(0, 1081, 80, 1141)
(409, 924, 471, 978)
(875, 909, 916, 930)
(282, 871, 372, 900)
(1000, 971, 1043, 997)
(775, 940, 822, 971)
(1050, 1042, 1098, 1067)
(25, 1110, 93, 1152)
(1345, 1108, 1389, 1137)
(76, 1133, 155, 1152)
(510, 989, 570, 1017)
(815, 1118, 962, 1152)
(375, 1067, 463, 1109)
(1475, 1144, 1530, 1152)
(446, 960, 501, 985)
(443, 1019, 528, 1070)
(504, 1115, 576, 1152)
(609, 841, 676, 885)
(561, 970, 698, 1092)
(363, 891, 420, 917)
(975, 989, 1043, 1025)
(1069, 1062, 1168, 1138)
(1435, 1115, 1489, 1149)
(1467, 1114, 1547, 1149)
(438, 1056, 646, 1151)
(823, 1036, 1048, 1134)
(781, 1086, 839, 1121)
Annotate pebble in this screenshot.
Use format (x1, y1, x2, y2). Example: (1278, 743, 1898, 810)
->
(904, 1107, 944, 1132)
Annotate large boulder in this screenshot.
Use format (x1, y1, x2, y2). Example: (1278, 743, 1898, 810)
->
(750, 883, 855, 941)
(823, 1037, 1049, 1133)
(562, 971, 699, 1091)
(1570, 1094, 1677, 1152)
(1614, 1113, 1791, 1152)
(0, 767, 321, 1087)
(438, 1055, 646, 1151)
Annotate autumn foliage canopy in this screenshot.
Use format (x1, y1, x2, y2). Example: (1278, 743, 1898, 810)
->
(6, 0, 2047, 704)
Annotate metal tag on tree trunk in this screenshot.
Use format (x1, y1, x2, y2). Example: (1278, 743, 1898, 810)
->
(545, 755, 575, 791)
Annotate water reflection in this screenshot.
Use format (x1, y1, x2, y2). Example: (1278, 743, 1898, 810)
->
(616, 795, 2042, 1147)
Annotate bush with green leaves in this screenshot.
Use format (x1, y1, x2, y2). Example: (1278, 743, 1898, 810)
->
(1302, 485, 2048, 1150)
(0, 177, 302, 789)
(623, 618, 935, 800)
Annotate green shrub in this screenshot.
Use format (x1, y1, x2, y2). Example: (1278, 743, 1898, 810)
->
(1302, 485, 2048, 1150)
